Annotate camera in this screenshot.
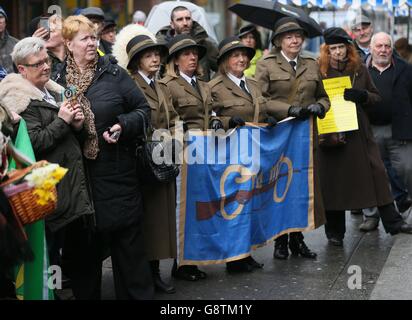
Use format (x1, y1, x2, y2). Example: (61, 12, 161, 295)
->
(63, 86, 77, 100)
(38, 17, 50, 40)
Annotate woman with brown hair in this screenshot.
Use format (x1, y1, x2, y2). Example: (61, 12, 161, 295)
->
(160, 34, 219, 281)
(318, 27, 412, 246)
(119, 32, 179, 294)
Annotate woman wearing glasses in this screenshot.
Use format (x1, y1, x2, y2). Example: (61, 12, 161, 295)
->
(0, 36, 94, 297)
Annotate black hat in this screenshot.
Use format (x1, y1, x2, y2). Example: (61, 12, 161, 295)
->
(272, 17, 306, 43)
(167, 34, 206, 62)
(323, 27, 352, 45)
(126, 35, 168, 69)
(238, 24, 257, 38)
(238, 24, 263, 50)
(217, 36, 255, 65)
(0, 6, 7, 21)
(81, 7, 105, 21)
(102, 13, 116, 32)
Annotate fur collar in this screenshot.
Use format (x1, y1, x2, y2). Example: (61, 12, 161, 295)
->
(0, 73, 64, 115)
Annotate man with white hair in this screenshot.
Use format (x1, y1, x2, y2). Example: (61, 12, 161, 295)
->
(132, 10, 146, 26)
(360, 32, 412, 230)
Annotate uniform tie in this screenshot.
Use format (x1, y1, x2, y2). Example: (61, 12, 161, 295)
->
(149, 80, 156, 91)
(289, 60, 297, 73)
(240, 80, 251, 97)
(191, 78, 201, 95)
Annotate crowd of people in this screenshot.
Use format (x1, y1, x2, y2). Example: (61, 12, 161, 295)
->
(1, 4, 412, 300)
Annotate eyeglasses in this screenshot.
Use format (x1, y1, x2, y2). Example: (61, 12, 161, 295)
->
(22, 57, 52, 68)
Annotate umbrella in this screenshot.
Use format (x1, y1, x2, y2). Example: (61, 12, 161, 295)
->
(145, 0, 218, 43)
(229, 0, 322, 38)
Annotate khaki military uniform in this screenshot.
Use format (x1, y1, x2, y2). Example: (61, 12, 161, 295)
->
(160, 74, 213, 131)
(256, 50, 330, 120)
(209, 74, 269, 130)
(256, 49, 331, 228)
(133, 73, 179, 260)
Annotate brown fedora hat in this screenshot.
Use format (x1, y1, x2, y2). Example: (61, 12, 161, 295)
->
(126, 35, 168, 69)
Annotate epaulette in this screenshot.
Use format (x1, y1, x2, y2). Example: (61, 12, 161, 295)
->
(158, 75, 176, 84)
(262, 53, 276, 60)
(208, 75, 223, 88)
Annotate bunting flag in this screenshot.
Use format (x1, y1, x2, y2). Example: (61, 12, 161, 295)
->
(176, 119, 315, 265)
(11, 119, 53, 300)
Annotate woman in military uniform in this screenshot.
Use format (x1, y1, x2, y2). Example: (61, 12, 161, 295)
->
(256, 17, 331, 260)
(160, 34, 217, 281)
(123, 34, 179, 293)
(209, 35, 277, 272)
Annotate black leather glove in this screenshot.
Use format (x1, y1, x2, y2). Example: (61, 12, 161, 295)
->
(264, 116, 278, 127)
(229, 116, 246, 128)
(210, 119, 224, 130)
(288, 105, 310, 120)
(344, 88, 368, 104)
(307, 103, 326, 119)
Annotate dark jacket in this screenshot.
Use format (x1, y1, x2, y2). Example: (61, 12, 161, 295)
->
(366, 54, 412, 140)
(156, 21, 218, 81)
(54, 55, 151, 232)
(354, 41, 368, 62)
(0, 31, 18, 74)
(0, 74, 94, 232)
(318, 64, 393, 210)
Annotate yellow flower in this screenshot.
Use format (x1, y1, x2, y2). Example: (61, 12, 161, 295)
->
(52, 167, 68, 180)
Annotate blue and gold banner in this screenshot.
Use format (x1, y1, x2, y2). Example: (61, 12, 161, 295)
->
(176, 119, 314, 265)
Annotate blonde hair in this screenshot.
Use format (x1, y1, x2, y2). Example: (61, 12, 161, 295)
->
(62, 15, 96, 41)
(49, 14, 63, 32)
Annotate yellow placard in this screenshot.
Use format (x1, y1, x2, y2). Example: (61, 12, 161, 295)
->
(317, 76, 359, 134)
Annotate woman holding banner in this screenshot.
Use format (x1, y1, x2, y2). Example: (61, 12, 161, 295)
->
(209, 36, 277, 273)
(161, 34, 217, 281)
(318, 27, 412, 246)
(256, 17, 330, 260)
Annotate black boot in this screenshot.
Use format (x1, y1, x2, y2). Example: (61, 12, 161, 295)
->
(273, 234, 289, 260)
(289, 232, 317, 259)
(150, 260, 175, 294)
(171, 259, 206, 281)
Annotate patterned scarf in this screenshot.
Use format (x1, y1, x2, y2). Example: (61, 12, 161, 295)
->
(66, 53, 99, 159)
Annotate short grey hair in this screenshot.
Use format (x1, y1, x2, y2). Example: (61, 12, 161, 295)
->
(11, 37, 46, 66)
(370, 32, 393, 49)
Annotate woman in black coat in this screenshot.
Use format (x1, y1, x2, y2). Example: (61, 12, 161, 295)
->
(55, 15, 153, 300)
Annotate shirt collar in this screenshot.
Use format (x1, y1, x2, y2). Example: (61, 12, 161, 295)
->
(138, 70, 154, 85)
(180, 71, 196, 85)
(226, 72, 247, 88)
(36, 87, 57, 106)
(280, 50, 298, 65)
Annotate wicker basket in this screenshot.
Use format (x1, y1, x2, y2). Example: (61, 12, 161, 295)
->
(0, 160, 57, 225)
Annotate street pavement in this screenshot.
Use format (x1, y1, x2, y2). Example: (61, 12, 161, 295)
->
(56, 210, 412, 300)
(96, 212, 410, 300)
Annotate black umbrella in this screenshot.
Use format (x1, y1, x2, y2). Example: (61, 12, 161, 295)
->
(229, 0, 322, 38)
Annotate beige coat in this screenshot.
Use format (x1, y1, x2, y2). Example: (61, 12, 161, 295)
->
(133, 73, 178, 260)
(255, 50, 330, 119)
(209, 74, 269, 130)
(256, 50, 331, 228)
(159, 75, 213, 130)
